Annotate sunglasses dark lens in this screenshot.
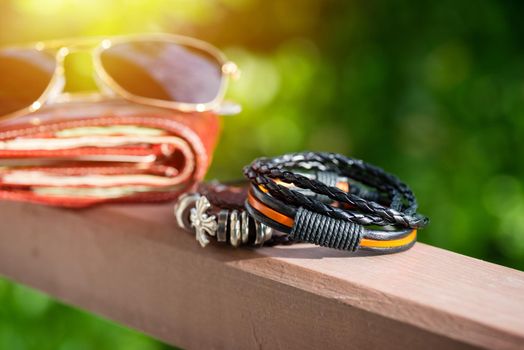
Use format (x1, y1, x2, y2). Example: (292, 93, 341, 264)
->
(100, 40, 223, 105)
(0, 49, 56, 116)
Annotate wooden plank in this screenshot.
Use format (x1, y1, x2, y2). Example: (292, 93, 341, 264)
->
(0, 201, 523, 350)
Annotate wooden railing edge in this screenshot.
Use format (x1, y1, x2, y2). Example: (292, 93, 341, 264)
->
(0, 201, 523, 350)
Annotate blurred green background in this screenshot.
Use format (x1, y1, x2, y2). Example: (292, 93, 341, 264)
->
(1, 0, 524, 349)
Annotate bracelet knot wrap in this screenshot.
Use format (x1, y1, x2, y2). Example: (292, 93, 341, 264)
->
(291, 207, 363, 251)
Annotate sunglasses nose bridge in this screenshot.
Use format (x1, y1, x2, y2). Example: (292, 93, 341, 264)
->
(46, 47, 102, 104)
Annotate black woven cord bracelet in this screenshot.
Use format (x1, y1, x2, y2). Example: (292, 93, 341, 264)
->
(243, 151, 429, 253)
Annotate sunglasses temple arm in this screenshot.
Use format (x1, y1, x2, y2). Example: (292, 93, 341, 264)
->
(214, 101, 242, 116)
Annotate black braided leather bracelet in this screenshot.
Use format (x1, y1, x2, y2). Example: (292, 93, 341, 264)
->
(243, 152, 429, 253)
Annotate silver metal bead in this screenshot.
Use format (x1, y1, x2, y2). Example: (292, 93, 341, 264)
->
(241, 211, 249, 244)
(229, 210, 241, 247)
(263, 222, 273, 242)
(254, 222, 273, 245)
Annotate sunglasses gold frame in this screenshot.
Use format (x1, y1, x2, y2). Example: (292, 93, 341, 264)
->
(0, 33, 241, 122)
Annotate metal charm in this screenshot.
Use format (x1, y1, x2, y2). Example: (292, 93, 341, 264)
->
(190, 196, 218, 248)
(174, 193, 201, 230)
(263, 222, 273, 242)
(254, 222, 273, 245)
(241, 211, 249, 244)
(229, 210, 241, 247)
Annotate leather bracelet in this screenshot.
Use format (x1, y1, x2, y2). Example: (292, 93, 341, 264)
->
(174, 152, 428, 253)
(174, 182, 289, 248)
(243, 152, 429, 253)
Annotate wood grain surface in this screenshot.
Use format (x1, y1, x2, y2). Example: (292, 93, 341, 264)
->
(0, 201, 522, 349)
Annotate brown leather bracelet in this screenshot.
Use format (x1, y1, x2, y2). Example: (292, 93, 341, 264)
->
(174, 182, 288, 248)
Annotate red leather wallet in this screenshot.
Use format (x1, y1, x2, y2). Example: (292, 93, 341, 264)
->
(0, 101, 220, 207)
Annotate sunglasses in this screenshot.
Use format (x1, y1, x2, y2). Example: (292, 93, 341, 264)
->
(0, 33, 241, 120)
